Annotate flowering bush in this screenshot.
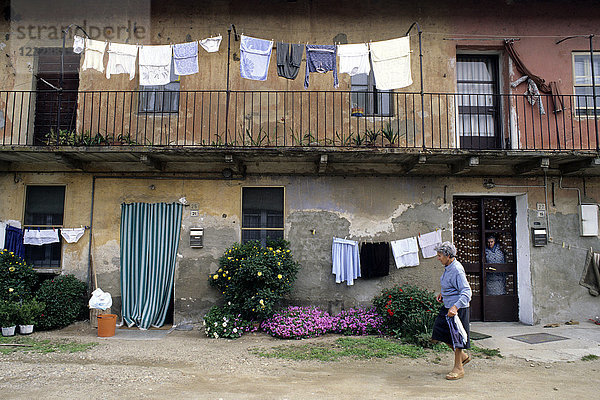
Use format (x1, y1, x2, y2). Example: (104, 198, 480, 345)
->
(0, 300, 18, 327)
(372, 284, 437, 338)
(35, 275, 87, 331)
(0, 250, 38, 302)
(330, 307, 384, 336)
(202, 305, 254, 339)
(208, 240, 298, 320)
(261, 306, 333, 339)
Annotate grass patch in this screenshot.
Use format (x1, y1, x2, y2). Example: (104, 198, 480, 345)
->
(0, 336, 97, 355)
(251, 336, 427, 362)
(471, 345, 502, 358)
(581, 354, 599, 361)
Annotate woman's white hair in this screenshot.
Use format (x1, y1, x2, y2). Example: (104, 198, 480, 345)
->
(435, 241, 457, 258)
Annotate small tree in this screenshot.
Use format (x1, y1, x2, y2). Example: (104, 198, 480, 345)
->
(0, 250, 38, 302)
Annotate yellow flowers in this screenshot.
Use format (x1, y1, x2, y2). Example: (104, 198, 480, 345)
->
(257, 271, 263, 277)
(213, 274, 219, 280)
(227, 277, 231, 280)
(8, 288, 14, 292)
(259, 299, 265, 306)
(277, 274, 283, 279)
(8, 266, 15, 272)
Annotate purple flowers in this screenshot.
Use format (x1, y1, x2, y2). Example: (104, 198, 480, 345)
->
(260, 306, 384, 339)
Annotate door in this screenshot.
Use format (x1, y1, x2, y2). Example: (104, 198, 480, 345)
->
(453, 196, 518, 321)
(456, 55, 502, 149)
(33, 48, 80, 144)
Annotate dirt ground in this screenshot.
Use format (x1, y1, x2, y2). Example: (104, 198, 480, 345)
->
(1, 322, 599, 400)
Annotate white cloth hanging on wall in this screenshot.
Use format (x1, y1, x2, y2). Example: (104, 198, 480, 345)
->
(73, 35, 84, 54)
(199, 35, 222, 53)
(390, 237, 420, 268)
(139, 45, 173, 86)
(106, 42, 138, 80)
(337, 43, 370, 76)
(417, 230, 443, 258)
(82, 38, 106, 73)
(370, 36, 412, 90)
(60, 228, 86, 243)
(23, 229, 60, 246)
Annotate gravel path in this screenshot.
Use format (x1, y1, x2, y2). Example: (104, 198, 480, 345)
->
(1, 322, 599, 399)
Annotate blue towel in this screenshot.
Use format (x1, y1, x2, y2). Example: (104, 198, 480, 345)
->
(173, 42, 199, 76)
(446, 315, 468, 349)
(240, 35, 273, 81)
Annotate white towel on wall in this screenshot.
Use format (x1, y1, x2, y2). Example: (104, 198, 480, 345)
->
(337, 43, 370, 76)
(106, 42, 138, 80)
(390, 237, 420, 268)
(23, 229, 60, 246)
(199, 35, 222, 53)
(73, 35, 84, 54)
(370, 36, 412, 90)
(82, 38, 106, 73)
(139, 45, 173, 86)
(417, 230, 442, 258)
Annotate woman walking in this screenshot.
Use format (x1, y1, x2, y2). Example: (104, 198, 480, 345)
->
(431, 241, 472, 380)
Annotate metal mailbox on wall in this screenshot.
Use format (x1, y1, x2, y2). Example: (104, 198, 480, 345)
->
(190, 228, 204, 248)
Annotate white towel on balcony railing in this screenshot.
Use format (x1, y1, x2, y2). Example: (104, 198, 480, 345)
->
(173, 42, 199, 76)
(337, 43, 370, 76)
(139, 45, 173, 86)
(199, 35, 222, 53)
(82, 38, 106, 73)
(240, 35, 273, 81)
(370, 36, 412, 90)
(106, 43, 138, 80)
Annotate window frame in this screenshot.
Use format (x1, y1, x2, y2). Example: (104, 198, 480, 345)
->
(22, 184, 66, 273)
(240, 186, 285, 246)
(572, 51, 600, 118)
(137, 59, 181, 114)
(350, 70, 394, 117)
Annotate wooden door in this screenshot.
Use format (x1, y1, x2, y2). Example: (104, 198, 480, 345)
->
(453, 196, 518, 321)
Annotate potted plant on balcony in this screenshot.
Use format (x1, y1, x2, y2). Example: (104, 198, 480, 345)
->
(0, 301, 18, 336)
(16, 299, 45, 335)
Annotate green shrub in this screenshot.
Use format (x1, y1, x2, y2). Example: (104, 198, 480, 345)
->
(0, 250, 38, 302)
(373, 284, 438, 340)
(0, 300, 18, 327)
(202, 305, 254, 339)
(208, 240, 299, 320)
(35, 275, 87, 331)
(16, 299, 45, 325)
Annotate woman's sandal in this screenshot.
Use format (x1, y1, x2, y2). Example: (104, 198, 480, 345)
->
(462, 354, 471, 366)
(446, 371, 465, 380)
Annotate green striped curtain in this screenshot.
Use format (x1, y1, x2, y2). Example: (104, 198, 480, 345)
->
(120, 202, 182, 329)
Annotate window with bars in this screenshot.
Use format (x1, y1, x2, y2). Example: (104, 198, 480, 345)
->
(138, 59, 180, 113)
(241, 187, 284, 246)
(573, 52, 600, 117)
(23, 185, 65, 269)
(350, 71, 392, 116)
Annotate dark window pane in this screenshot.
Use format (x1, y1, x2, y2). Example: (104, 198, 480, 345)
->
(24, 186, 65, 226)
(24, 242, 61, 268)
(242, 229, 283, 245)
(242, 187, 284, 229)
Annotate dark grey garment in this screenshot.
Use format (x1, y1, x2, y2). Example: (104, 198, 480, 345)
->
(277, 42, 303, 80)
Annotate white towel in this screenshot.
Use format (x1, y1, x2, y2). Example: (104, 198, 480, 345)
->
(390, 237, 420, 268)
(417, 230, 442, 258)
(73, 35, 84, 54)
(23, 229, 60, 246)
(106, 42, 138, 80)
(82, 38, 106, 73)
(199, 35, 222, 53)
(337, 43, 370, 76)
(370, 36, 412, 90)
(139, 45, 173, 86)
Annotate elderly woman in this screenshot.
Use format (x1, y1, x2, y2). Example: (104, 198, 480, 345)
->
(431, 241, 472, 380)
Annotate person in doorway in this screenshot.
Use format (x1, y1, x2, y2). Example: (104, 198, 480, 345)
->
(432, 241, 472, 380)
(485, 235, 505, 264)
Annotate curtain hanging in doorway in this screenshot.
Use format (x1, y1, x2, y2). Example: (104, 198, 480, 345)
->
(120, 202, 182, 329)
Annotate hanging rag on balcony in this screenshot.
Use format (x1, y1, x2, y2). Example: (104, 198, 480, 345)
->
(82, 38, 106, 73)
(240, 35, 274, 81)
(337, 43, 370, 76)
(0, 220, 21, 250)
(360, 242, 390, 279)
(73, 35, 84, 54)
(417, 230, 443, 258)
(276, 42, 303, 80)
(511, 75, 546, 115)
(370, 36, 412, 90)
(199, 35, 222, 53)
(304, 45, 339, 89)
(139, 45, 173, 86)
(332, 237, 361, 285)
(106, 42, 138, 80)
(23, 228, 60, 246)
(4, 225, 24, 259)
(390, 237, 420, 268)
(173, 42, 199, 76)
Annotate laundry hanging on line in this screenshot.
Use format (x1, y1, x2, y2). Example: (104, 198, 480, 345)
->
(106, 42, 138, 80)
(304, 44, 339, 89)
(23, 228, 60, 246)
(276, 42, 303, 80)
(418, 230, 443, 258)
(390, 237, 420, 268)
(240, 35, 274, 81)
(360, 242, 390, 279)
(173, 42, 199, 76)
(332, 237, 361, 286)
(60, 228, 86, 244)
(337, 43, 370, 77)
(370, 36, 412, 90)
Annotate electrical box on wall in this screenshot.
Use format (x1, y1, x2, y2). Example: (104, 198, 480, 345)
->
(190, 228, 204, 248)
(532, 227, 548, 246)
(579, 204, 599, 237)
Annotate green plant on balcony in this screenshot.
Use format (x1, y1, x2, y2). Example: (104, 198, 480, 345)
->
(381, 123, 398, 146)
(364, 128, 381, 146)
(352, 131, 365, 146)
(44, 129, 78, 145)
(244, 128, 269, 146)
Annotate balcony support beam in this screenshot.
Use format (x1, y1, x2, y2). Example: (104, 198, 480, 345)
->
(139, 155, 165, 172)
(450, 156, 479, 175)
(55, 153, 86, 171)
(513, 157, 550, 175)
(559, 158, 600, 175)
(317, 154, 328, 174)
(0, 160, 11, 171)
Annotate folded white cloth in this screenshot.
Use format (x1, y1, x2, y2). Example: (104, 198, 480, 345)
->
(23, 229, 60, 246)
(390, 237, 419, 268)
(82, 38, 106, 73)
(73, 35, 84, 54)
(337, 43, 370, 76)
(199, 35, 222, 53)
(370, 36, 412, 90)
(60, 228, 86, 243)
(139, 45, 173, 86)
(106, 42, 138, 80)
(417, 230, 442, 258)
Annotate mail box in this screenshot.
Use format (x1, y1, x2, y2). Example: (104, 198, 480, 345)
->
(190, 228, 204, 248)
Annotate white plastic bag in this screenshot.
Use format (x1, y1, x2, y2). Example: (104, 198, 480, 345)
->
(89, 288, 112, 311)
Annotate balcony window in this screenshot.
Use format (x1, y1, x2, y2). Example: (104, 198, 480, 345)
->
(573, 52, 600, 117)
(350, 71, 392, 116)
(138, 59, 180, 114)
(241, 187, 284, 246)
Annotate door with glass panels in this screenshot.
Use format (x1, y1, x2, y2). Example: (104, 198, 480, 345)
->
(453, 196, 518, 321)
(456, 55, 501, 149)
